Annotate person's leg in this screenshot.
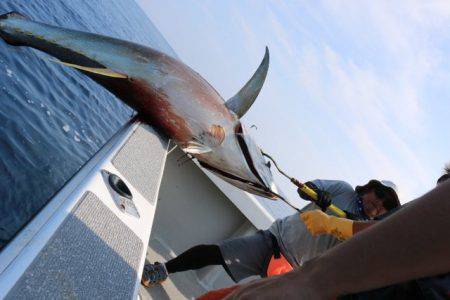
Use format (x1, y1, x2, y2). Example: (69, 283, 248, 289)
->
(165, 244, 223, 273)
(142, 244, 225, 287)
(143, 230, 273, 286)
(218, 230, 274, 282)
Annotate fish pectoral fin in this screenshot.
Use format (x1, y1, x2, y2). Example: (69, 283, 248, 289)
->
(182, 141, 212, 154)
(50, 59, 128, 79)
(205, 125, 225, 147)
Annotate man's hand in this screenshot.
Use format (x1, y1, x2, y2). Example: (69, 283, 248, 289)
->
(300, 210, 330, 235)
(297, 182, 331, 211)
(300, 210, 353, 240)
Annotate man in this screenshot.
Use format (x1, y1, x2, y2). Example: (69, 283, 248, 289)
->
(141, 178, 400, 287)
(302, 166, 450, 242)
(227, 168, 450, 299)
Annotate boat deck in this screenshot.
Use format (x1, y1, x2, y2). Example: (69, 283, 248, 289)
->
(137, 144, 247, 299)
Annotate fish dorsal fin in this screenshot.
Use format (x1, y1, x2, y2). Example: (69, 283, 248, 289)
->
(225, 47, 269, 118)
(50, 59, 127, 78)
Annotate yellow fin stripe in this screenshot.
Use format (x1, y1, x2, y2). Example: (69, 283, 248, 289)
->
(50, 59, 127, 79)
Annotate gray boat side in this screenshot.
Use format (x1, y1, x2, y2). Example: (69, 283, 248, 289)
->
(0, 119, 169, 299)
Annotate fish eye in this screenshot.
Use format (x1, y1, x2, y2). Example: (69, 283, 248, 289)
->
(234, 123, 243, 135)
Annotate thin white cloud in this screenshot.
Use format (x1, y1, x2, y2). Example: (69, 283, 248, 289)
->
(292, 41, 436, 199)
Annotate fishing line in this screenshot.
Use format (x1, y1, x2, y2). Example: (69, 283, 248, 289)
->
(261, 151, 294, 181)
(260, 150, 305, 212)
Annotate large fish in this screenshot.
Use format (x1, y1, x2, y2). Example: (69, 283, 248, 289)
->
(0, 12, 282, 199)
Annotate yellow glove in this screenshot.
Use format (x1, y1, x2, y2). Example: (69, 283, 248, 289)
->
(300, 209, 353, 241)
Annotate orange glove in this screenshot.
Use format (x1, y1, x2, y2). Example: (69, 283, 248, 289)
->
(300, 209, 353, 240)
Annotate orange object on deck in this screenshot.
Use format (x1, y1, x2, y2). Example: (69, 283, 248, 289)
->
(197, 254, 294, 299)
(266, 254, 293, 276)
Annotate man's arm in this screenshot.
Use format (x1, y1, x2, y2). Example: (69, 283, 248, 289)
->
(227, 181, 450, 299)
(298, 179, 353, 212)
(308, 179, 354, 199)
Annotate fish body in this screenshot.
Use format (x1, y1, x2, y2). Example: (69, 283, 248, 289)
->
(0, 12, 280, 199)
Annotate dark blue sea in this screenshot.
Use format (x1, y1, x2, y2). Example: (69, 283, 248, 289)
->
(0, 0, 176, 250)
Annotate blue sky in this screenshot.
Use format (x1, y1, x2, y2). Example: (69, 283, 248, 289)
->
(137, 1, 450, 205)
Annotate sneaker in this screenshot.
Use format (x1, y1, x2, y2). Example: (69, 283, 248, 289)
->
(141, 262, 168, 287)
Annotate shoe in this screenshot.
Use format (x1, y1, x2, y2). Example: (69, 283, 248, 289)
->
(141, 262, 168, 287)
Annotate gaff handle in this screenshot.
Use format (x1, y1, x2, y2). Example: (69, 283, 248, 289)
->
(291, 179, 347, 218)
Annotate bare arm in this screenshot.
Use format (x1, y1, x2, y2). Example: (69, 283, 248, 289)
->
(352, 220, 377, 234)
(227, 181, 450, 299)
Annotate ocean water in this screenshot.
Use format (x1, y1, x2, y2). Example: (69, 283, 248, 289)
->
(0, 0, 176, 250)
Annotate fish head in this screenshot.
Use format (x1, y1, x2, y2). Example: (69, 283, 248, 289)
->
(194, 121, 281, 200)
(193, 47, 280, 199)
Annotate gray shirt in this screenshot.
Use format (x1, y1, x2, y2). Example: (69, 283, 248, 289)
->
(269, 179, 360, 267)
